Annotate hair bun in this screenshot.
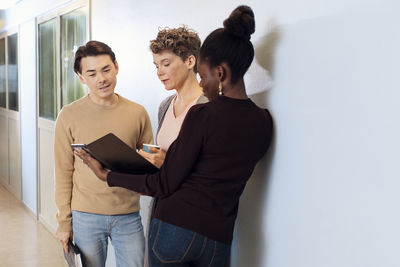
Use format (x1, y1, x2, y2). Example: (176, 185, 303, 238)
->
(223, 5, 255, 41)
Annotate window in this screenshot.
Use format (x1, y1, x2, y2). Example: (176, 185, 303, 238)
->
(38, 19, 57, 120)
(38, 4, 88, 121)
(61, 8, 87, 106)
(7, 33, 18, 111)
(0, 38, 5, 108)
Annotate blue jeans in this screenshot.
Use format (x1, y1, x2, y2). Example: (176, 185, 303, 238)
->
(72, 210, 145, 267)
(148, 218, 230, 267)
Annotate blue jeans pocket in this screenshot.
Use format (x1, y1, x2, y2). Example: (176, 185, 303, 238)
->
(151, 219, 196, 263)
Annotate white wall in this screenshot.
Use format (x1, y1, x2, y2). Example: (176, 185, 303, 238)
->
(1, 0, 399, 266)
(257, 3, 400, 266)
(234, 1, 400, 267)
(19, 18, 37, 215)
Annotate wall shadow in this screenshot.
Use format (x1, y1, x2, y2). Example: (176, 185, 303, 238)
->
(255, 21, 280, 78)
(231, 22, 280, 267)
(232, 138, 276, 267)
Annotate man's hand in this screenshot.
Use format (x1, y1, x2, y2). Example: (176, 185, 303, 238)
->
(74, 148, 110, 181)
(56, 231, 72, 253)
(138, 147, 166, 168)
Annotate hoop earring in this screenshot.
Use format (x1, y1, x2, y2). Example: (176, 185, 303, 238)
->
(218, 81, 223, 96)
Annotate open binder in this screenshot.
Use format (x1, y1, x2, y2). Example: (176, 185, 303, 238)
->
(74, 133, 159, 174)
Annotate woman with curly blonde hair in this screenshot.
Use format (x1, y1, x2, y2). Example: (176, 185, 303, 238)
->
(138, 26, 207, 167)
(138, 26, 208, 267)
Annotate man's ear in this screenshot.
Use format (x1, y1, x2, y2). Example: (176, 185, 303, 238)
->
(78, 73, 87, 84)
(114, 60, 119, 74)
(185, 55, 196, 70)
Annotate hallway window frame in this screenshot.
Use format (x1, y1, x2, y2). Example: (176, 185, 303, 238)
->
(37, 0, 90, 121)
(61, 7, 87, 107)
(0, 37, 6, 109)
(7, 33, 18, 112)
(38, 18, 57, 121)
(0, 29, 19, 112)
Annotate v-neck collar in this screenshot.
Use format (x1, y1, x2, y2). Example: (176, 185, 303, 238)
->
(171, 95, 200, 119)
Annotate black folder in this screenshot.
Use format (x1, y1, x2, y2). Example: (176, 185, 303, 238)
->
(63, 240, 83, 267)
(73, 133, 159, 174)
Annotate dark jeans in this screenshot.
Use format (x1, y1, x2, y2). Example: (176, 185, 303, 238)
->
(148, 218, 230, 267)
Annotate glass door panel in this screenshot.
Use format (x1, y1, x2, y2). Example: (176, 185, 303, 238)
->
(38, 19, 57, 120)
(61, 7, 87, 107)
(7, 34, 18, 111)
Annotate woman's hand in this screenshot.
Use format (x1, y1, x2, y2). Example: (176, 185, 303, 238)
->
(74, 148, 110, 181)
(138, 147, 166, 169)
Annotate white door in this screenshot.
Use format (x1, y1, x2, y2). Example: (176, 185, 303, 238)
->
(0, 32, 21, 199)
(0, 38, 7, 186)
(7, 110, 21, 199)
(37, 4, 89, 233)
(0, 109, 8, 185)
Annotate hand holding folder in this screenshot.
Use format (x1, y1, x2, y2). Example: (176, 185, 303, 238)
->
(71, 133, 159, 175)
(63, 240, 83, 267)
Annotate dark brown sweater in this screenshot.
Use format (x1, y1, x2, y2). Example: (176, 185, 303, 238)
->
(108, 96, 273, 244)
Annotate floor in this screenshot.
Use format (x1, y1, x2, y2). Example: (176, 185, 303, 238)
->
(0, 184, 67, 267)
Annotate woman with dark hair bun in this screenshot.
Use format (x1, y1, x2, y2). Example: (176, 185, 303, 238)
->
(199, 5, 255, 88)
(75, 5, 273, 267)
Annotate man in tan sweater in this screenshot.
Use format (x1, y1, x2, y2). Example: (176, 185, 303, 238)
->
(54, 41, 153, 267)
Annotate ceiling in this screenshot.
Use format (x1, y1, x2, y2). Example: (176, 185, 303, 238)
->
(0, 0, 21, 10)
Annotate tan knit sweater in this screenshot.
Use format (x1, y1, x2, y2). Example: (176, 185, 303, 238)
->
(54, 94, 153, 232)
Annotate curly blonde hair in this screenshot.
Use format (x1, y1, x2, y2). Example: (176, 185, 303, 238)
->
(150, 26, 201, 72)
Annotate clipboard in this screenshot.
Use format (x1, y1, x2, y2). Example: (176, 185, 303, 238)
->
(72, 133, 159, 174)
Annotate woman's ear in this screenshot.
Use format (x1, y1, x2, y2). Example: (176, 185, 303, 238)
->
(216, 65, 224, 81)
(217, 63, 230, 83)
(186, 55, 196, 70)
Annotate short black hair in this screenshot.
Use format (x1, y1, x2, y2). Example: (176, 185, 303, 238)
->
(73, 40, 116, 74)
(199, 5, 255, 84)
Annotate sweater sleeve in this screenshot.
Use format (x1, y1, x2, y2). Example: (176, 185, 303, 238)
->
(157, 95, 175, 137)
(54, 108, 74, 233)
(108, 105, 206, 197)
(136, 107, 154, 148)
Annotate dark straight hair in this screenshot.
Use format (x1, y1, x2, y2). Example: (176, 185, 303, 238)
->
(74, 40, 116, 74)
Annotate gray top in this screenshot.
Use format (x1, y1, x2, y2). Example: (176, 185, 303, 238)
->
(156, 93, 208, 140)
